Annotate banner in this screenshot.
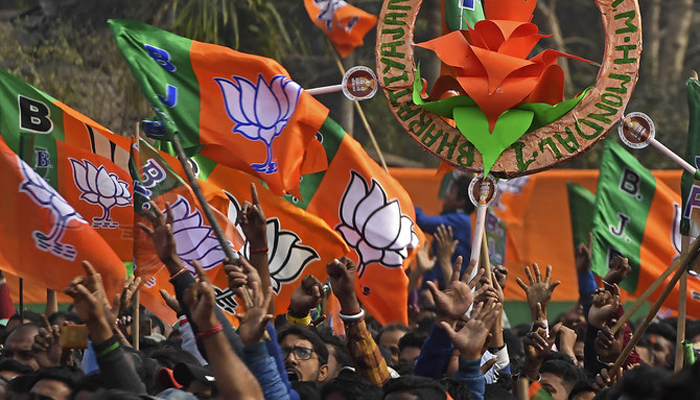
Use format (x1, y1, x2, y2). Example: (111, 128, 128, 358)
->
(110, 19, 329, 197)
(567, 182, 595, 250)
(681, 77, 700, 239)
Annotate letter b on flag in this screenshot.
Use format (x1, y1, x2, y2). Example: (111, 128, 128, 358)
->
(19, 95, 53, 134)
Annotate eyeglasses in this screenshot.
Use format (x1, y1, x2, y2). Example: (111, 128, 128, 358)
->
(281, 346, 315, 361)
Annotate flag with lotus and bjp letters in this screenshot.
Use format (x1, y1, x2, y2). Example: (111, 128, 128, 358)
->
(110, 19, 329, 197)
(590, 140, 700, 317)
(286, 117, 425, 325)
(303, 0, 378, 57)
(0, 69, 135, 262)
(0, 134, 126, 298)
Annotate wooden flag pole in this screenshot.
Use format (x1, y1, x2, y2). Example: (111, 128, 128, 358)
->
(19, 278, 23, 321)
(133, 290, 140, 351)
(169, 134, 254, 308)
(675, 235, 690, 371)
(609, 234, 700, 375)
(611, 257, 680, 335)
(480, 228, 492, 284)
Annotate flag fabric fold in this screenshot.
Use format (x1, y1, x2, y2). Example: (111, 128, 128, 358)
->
(681, 77, 700, 240)
(110, 19, 329, 197)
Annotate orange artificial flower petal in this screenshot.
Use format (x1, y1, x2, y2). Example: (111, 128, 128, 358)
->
(469, 20, 507, 51)
(530, 49, 594, 67)
(484, 0, 536, 22)
(470, 46, 534, 94)
(416, 31, 473, 70)
(524, 64, 565, 105)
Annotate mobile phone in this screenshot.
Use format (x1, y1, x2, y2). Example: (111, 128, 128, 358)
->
(60, 324, 88, 349)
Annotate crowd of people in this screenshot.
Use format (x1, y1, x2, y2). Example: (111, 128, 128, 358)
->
(0, 178, 697, 400)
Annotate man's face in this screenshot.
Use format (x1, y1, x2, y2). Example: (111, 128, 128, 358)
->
(442, 187, 462, 212)
(540, 372, 570, 400)
(280, 334, 327, 383)
(322, 345, 341, 382)
(648, 334, 673, 367)
(4, 326, 39, 370)
(29, 379, 71, 400)
(379, 330, 406, 366)
(398, 346, 421, 366)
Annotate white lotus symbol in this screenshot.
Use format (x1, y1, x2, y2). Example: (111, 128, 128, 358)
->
(226, 193, 319, 293)
(336, 171, 419, 277)
(70, 159, 132, 229)
(213, 285, 239, 315)
(314, 0, 347, 30)
(215, 74, 302, 175)
(18, 156, 86, 260)
(167, 196, 230, 272)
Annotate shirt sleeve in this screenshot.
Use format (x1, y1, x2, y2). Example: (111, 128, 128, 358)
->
(343, 317, 391, 386)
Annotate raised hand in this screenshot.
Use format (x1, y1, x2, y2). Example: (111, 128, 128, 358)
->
(235, 282, 273, 346)
(427, 256, 485, 326)
(326, 257, 360, 314)
(524, 322, 562, 362)
(183, 261, 218, 331)
(414, 244, 435, 275)
(237, 184, 267, 248)
(224, 256, 261, 291)
(159, 288, 182, 315)
(557, 325, 578, 364)
(32, 315, 61, 368)
(595, 321, 624, 363)
(440, 298, 501, 360)
(516, 263, 561, 321)
(289, 275, 324, 316)
(114, 274, 142, 317)
(588, 285, 620, 328)
(138, 201, 182, 272)
(575, 233, 593, 274)
(604, 256, 632, 286)
(493, 264, 508, 290)
(593, 365, 622, 392)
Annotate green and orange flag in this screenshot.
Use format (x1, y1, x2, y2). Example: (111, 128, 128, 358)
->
(286, 117, 425, 325)
(303, 0, 377, 57)
(591, 140, 700, 317)
(0, 69, 134, 262)
(0, 134, 126, 297)
(110, 19, 329, 197)
(681, 76, 700, 239)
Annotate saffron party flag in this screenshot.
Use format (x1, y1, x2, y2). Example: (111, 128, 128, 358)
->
(0, 69, 134, 261)
(590, 140, 700, 317)
(286, 117, 425, 325)
(681, 77, 700, 241)
(303, 0, 378, 57)
(110, 19, 329, 197)
(0, 134, 126, 297)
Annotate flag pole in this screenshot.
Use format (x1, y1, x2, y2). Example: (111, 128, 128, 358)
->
(19, 278, 23, 321)
(480, 228, 492, 284)
(675, 236, 689, 371)
(609, 233, 700, 375)
(169, 134, 254, 308)
(133, 290, 140, 350)
(306, 84, 344, 96)
(329, 45, 390, 174)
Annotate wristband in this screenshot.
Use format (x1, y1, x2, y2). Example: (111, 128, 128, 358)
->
(286, 313, 312, 326)
(169, 267, 188, 281)
(338, 309, 365, 322)
(250, 247, 269, 254)
(196, 322, 223, 341)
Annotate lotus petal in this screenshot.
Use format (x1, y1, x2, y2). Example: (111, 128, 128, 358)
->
(96, 166, 117, 197)
(215, 78, 248, 124)
(381, 250, 404, 267)
(357, 240, 384, 266)
(238, 77, 259, 124)
(255, 75, 282, 128)
(389, 215, 415, 250)
(337, 225, 362, 247)
(80, 192, 100, 203)
(233, 123, 261, 141)
(354, 181, 388, 231)
(339, 171, 368, 227)
(70, 159, 91, 193)
(363, 200, 401, 249)
(86, 161, 99, 193)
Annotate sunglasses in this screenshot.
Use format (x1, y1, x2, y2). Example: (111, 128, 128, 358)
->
(281, 346, 315, 361)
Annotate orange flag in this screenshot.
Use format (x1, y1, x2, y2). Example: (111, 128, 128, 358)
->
(0, 134, 125, 297)
(111, 19, 329, 197)
(303, 0, 378, 57)
(288, 117, 425, 325)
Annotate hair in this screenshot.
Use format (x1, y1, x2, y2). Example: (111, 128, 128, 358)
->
(440, 377, 474, 400)
(660, 360, 700, 400)
(567, 380, 595, 400)
(539, 360, 586, 392)
(148, 346, 201, 369)
(543, 351, 577, 365)
(278, 325, 329, 365)
(291, 381, 322, 400)
(9, 311, 42, 326)
(83, 388, 145, 400)
(318, 331, 351, 369)
(321, 375, 382, 400)
(604, 364, 670, 400)
(451, 174, 476, 214)
(398, 332, 427, 353)
(644, 322, 677, 344)
(34, 366, 84, 391)
(376, 323, 409, 344)
(47, 311, 82, 326)
(383, 376, 447, 400)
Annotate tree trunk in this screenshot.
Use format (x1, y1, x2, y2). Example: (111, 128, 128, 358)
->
(646, 0, 662, 81)
(537, 0, 573, 93)
(658, 0, 693, 95)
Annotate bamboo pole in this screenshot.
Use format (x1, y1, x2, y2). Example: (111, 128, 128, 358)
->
(133, 290, 140, 351)
(675, 235, 690, 371)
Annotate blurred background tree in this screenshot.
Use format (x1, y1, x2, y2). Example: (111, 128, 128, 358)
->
(0, 0, 695, 169)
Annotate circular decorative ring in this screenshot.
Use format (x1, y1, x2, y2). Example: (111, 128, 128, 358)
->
(375, 0, 642, 177)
